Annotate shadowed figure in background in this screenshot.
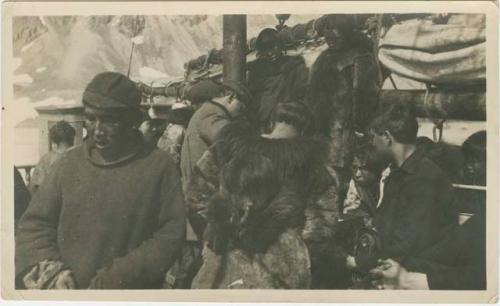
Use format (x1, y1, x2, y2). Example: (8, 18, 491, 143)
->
(28, 120, 76, 195)
(165, 80, 251, 289)
(15, 72, 186, 289)
(247, 28, 309, 131)
(14, 168, 31, 227)
(307, 14, 381, 218)
(180, 80, 252, 194)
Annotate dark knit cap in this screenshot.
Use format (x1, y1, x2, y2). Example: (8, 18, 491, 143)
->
(83, 72, 142, 110)
(317, 14, 356, 36)
(462, 130, 487, 160)
(222, 80, 252, 105)
(255, 28, 283, 52)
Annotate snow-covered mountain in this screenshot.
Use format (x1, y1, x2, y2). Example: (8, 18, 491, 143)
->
(12, 15, 319, 118)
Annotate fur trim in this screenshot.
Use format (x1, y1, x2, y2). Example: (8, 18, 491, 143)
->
(206, 185, 304, 255)
(215, 119, 328, 185)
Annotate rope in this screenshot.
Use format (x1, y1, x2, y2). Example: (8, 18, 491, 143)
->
(372, 14, 385, 85)
(423, 87, 446, 143)
(388, 74, 398, 90)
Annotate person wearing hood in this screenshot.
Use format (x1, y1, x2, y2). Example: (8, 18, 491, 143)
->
(247, 28, 309, 130)
(191, 102, 339, 288)
(15, 72, 186, 289)
(308, 14, 382, 217)
(192, 154, 311, 289)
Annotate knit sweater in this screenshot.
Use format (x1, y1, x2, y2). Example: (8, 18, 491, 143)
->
(15, 134, 186, 289)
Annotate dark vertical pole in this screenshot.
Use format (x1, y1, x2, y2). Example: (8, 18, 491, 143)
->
(127, 42, 135, 78)
(223, 15, 247, 83)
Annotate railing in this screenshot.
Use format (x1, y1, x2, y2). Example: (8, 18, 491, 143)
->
(15, 164, 35, 187)
(452, 183, 487, 191)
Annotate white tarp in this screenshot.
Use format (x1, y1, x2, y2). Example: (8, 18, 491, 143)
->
(378, 14, 486, 85)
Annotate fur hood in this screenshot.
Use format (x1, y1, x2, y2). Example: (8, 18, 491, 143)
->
(206, 185, 304, 255)
(213, 119, 329, 186)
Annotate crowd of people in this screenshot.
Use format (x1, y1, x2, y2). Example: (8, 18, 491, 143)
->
(14, 14, 487, 290)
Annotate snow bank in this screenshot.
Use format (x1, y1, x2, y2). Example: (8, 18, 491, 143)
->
(13, 74, 34, 85)
(21, 41, 35, 53)
(35, 96, 77, 108)
(135, 66, 171, 84)
(13, 57, 23, 71)
(11, 97, 38, 126)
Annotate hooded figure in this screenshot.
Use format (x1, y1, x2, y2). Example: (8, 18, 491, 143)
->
(191, 155, 311, 289)
(308, 14, 382, 214)
(188, 102, 339, 288)
(247, 28, 309, 130)
(15, 72, 186, 289)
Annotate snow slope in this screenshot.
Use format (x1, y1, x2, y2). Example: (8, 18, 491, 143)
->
(12, 15, 320, 113)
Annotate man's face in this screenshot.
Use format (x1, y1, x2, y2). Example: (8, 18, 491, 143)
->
(257, 46, 282, 62)
(370, 131, 393, 161)
(325, 27, 345, 50)
(84, 106, 132, 152)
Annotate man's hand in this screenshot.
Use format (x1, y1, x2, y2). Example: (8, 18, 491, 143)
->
(370, 259, 429, 290)
(370, 258, 402, 289)
(346, 255, 357, 270)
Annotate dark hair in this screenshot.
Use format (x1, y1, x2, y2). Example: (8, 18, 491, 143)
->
(270, 102, 314, 135)
(50, 121, 76, 146)
(221, 154, 279, 210)
(369, 102, 418, 144)
(462, 130, 486, 162)
(255, 28, 283, 52)
(318, 14, 373, 50)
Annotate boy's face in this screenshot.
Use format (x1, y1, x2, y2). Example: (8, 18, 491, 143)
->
(352, 156, 377, 186)
(464, 156, 486, 185)
(84, 106, 133, 152)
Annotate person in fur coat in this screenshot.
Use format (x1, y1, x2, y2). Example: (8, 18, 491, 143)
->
(247, 28, 309, 130)
(308, 14, 382, 216)
(187, 102, 341, 288)
(191, 155, 311, 289)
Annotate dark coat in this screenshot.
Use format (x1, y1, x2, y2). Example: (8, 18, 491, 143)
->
(247, 55, 309, 128)
(15, 135, 186, 289)
(404, 213, 486, 290)
(308, 47, 381, 170)
(356, 149, 457, 272)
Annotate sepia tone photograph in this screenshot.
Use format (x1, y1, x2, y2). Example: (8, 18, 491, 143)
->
(1, 1, 498, 303)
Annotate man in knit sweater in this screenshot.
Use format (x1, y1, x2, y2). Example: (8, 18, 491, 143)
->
(15, 72, 186, 289)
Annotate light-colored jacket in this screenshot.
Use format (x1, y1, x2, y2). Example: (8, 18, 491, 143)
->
(180, 101, 231, 193)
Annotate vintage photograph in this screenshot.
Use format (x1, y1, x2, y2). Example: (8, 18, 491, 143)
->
(1, 1, 498, 302)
